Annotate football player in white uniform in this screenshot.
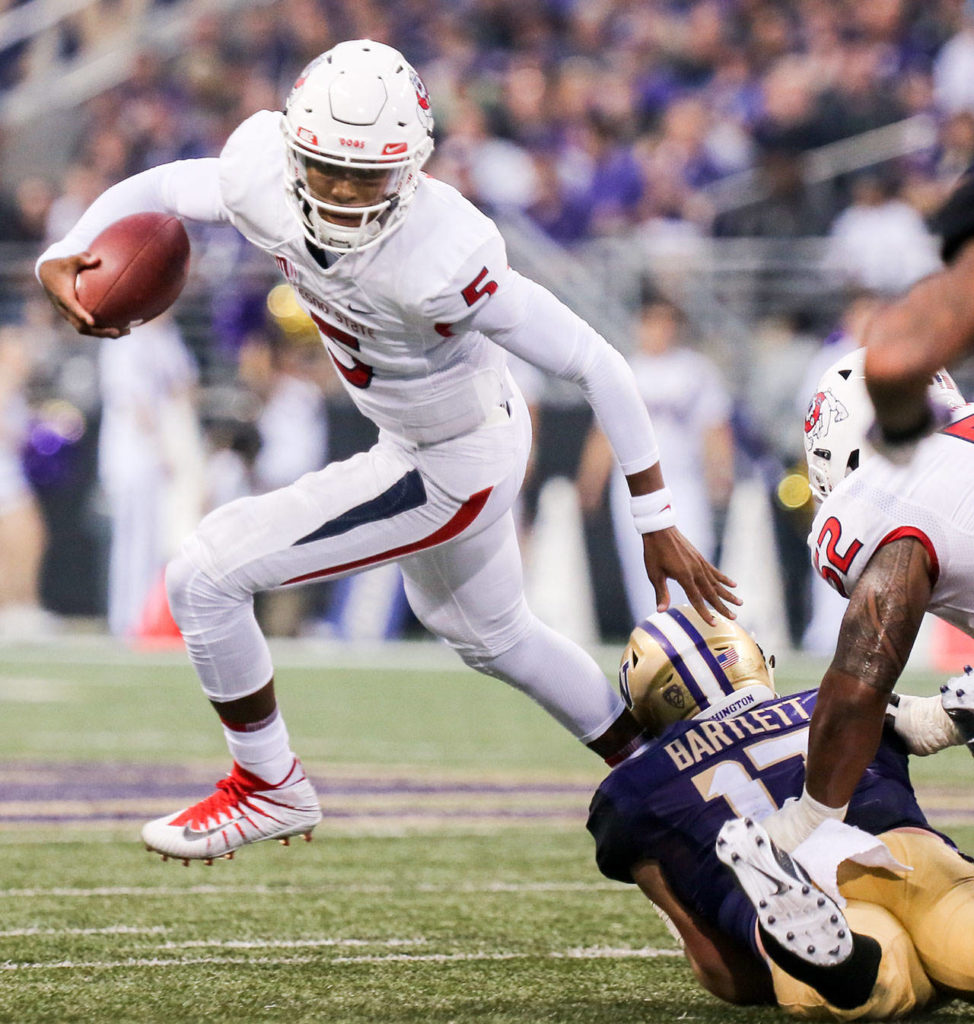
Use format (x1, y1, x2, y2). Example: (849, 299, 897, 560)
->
(717, 346, 974, 971)
(37, 40, 737, 863)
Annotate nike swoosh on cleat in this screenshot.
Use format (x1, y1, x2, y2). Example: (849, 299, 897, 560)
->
(751, 866, 789, 896)
(181, 818, 246, 841)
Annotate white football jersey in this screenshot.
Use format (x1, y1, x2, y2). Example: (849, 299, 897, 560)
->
(219, 111, 512, 443)
(809, 407, 974, 635)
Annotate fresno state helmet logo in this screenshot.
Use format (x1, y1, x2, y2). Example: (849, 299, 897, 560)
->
(410, 70, 434, 130)
(804, 388, 848, 448)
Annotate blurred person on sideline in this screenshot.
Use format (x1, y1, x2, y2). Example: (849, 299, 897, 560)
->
(236, 326, 328, 637)
(590, 605, 974, 1019)
(577, 297, 733, 621)
(98, 313, 204, 637)
(0, 325, 54, 639)
(37, 40, 736, 864)
(827, 171, 940, 296)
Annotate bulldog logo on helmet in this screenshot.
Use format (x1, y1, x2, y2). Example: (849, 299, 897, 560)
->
(804, 388, 848, 449)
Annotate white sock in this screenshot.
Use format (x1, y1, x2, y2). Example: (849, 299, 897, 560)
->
(221, 710, 295, 785)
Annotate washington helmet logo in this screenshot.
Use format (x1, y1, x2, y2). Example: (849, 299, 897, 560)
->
(804, 389, 848, 449)
(663, 684, 687, 710)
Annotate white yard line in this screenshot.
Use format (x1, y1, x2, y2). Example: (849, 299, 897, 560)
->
(0, 880, 624, 898)
(159, 937, 426, 950)
(0, 925, 168, 937)
(0, 947, 682, 971)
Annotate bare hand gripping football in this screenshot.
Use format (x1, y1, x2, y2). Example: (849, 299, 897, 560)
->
(75, 212, 190, 329)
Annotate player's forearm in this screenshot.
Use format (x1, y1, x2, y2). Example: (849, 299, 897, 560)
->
(865, 244, 974, 435)
(804, 668, 890, 808)
(36, 160, 225, 275)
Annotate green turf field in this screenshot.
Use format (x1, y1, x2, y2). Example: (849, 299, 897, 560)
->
(0, 640, 971, 1023)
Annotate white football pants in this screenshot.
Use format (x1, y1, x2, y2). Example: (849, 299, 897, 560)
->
(167, 389, 625, 743)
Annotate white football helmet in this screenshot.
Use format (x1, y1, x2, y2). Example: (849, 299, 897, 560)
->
(282, 40, 435, 253)
(803, 347, 964, 502)
(618, 605, 776, 737)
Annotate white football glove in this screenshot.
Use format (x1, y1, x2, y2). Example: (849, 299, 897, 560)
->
(941, 666, 974, 758)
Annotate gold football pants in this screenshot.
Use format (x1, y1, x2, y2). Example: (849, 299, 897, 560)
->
(770, 828, 974, 1020)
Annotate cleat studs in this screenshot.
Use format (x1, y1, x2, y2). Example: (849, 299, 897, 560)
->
(182, 859, 190, 867)
(745, 818, 754, 828)
(767, 915, 776, 925)
(279, 837, 291, 847)
(224, 851, 234, 860)
(801, 885, 810, 895)
(303, 831, 313, 842)
(717, 837, 726, 847)
(829, 946, 840, 956)
(161, 855, 169, 862)
(144, 844, 152, 852)
(203, 858, 213, 866)
(731, 852, 740, 862)
(959, 689, 966, 698)
(807, 945, 815, 955)
(756, 837, 765, 847)
(786, 932, 795, 942)
(830, 915, 839, 924)
(837, 930, 846, 939)
(942, 685, 948, 693)
(759, 900, 767, 909)
(817, 897, 826, 907)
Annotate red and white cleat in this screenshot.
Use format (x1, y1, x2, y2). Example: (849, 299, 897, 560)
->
(142, 758, 322, 861)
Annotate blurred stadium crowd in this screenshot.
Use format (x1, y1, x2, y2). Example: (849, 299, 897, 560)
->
(2, 0, 974, 650)
(5, 0, 974, 245)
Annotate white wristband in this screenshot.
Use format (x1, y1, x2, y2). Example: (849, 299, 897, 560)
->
(763, 786, 848, 853)
(630, 487, 676, 534)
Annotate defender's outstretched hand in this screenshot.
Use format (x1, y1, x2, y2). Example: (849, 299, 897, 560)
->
(642, 527, 739, 624)
(37, 255, 129, 338)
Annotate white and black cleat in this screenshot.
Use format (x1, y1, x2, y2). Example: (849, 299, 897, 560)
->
(716, 816, 853, 968)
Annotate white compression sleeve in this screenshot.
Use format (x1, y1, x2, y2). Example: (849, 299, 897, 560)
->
(471, 272, 659, 475)
(36, 159, 227, 275)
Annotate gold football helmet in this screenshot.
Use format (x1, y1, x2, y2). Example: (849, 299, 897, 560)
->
(619, 605, 776, 736)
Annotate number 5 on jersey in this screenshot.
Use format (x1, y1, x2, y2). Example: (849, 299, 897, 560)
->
(310, 311, 373, 389)
(461, 267, 498, 307)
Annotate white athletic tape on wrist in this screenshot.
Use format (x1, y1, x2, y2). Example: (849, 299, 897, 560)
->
(630, 487, 676, 534)
(763, 786, 848, 853)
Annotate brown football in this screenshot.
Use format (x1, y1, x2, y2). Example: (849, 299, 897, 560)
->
(75, 212, 190, 329)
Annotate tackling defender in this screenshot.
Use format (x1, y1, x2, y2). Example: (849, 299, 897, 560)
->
(718, 347, 974, 969)
(589, 606, 974, 1019)
(36, 40, 736, 862)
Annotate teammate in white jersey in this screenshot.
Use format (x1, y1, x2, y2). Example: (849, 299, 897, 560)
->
(36, 40, 737, 863)
(718, 346, 974, 972)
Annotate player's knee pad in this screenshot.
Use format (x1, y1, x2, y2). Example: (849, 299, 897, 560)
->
(770, 900, 935, 1020)
(409, 593, 534, 670)
(165, 549, 216, 628)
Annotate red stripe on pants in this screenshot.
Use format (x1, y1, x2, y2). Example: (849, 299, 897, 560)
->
(282, 485, 494, 586)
